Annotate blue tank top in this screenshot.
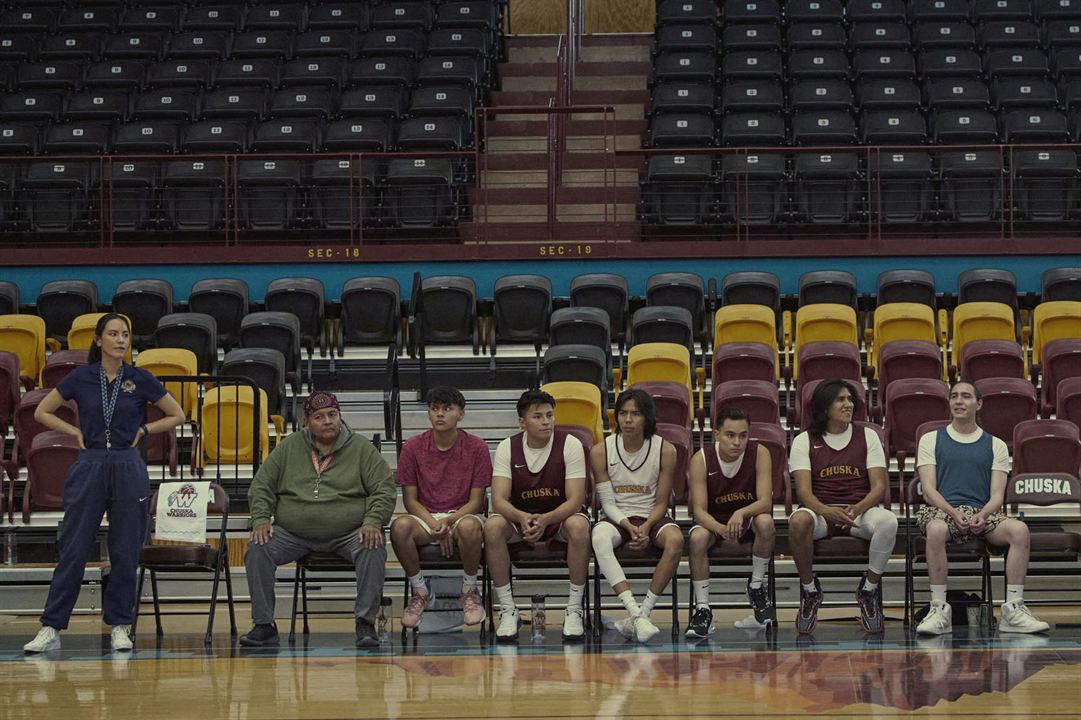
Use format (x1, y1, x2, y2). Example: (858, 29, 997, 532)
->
(934, 427, 994, 508)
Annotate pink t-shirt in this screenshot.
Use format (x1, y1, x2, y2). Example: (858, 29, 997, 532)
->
(396, 429, 493, 512)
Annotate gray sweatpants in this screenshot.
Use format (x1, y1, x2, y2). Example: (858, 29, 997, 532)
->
(245, 525, 386, 625)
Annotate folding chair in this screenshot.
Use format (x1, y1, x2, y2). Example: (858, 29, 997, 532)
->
(135, 482, 236, 645)
(904, 476, 993, 629)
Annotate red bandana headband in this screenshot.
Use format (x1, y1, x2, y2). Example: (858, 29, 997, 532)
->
(304, 391, 340, 419)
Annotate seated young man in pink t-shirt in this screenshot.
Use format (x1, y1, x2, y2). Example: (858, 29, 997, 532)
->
(390, 386, 493, 629)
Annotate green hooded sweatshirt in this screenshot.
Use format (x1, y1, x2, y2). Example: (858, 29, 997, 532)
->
(248, 423, 396, 541)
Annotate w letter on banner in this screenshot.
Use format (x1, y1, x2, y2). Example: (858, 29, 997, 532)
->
(155, 481, 211, 543)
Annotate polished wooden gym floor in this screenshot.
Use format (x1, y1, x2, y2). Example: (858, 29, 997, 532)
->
(2, 608, 1079, 720)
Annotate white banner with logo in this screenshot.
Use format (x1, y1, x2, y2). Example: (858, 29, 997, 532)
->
(155, 481, 211, 543)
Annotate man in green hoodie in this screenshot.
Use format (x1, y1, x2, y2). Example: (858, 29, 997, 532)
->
(240, 391, 396, 648)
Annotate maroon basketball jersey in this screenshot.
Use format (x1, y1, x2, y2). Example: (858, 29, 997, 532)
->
(808, 427, 871, 505)
(704, 440, 759, 522)
(510, 429, 569, 515)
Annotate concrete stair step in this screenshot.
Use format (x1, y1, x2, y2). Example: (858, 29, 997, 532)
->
(499, 76, 557, 92)
(481, 151, 644, 170)
(469, 185, 639, 204)
(484, 134, 642, 153)
(484, 118, 646, 137)
(506, 46, 556, 64)
(578, 44, 652, 63)
(574, 75, 647, 91)
(473, 203, 638, 222)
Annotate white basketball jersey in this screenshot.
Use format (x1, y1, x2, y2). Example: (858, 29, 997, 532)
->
(603, 433, 664, 519)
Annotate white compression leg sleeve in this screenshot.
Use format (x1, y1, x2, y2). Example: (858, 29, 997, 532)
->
(850, 506, 899, 576)
(591, 522, 627, 589)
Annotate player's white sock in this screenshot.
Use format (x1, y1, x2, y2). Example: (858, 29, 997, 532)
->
(802, 580, 818, 593)
(930, 585, 947, 604)
(462, 574, 478, 593)
(618, 590, 641, 616)
(692, 579, 710, 610)
(567, 582, 585, 609)
(750, 556, 769, 589)
(1006, 584, 1024, 603)
(495, 583, 515, 613)
(408, 573, 428, 596)
(641, 590, 659, 618)
(863, 577, 879, 591)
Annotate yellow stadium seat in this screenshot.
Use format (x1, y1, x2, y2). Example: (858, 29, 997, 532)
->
(713, 304, 780, 379)
(791, 303, 859, 380)
(625, 341, 698, 418)
(1032, 301, 1081, 366)
(541, 381, 604, 443)
(867, 302, 944, 378)
(68, 313, 133, 363)
(194, 385, 273, 468)
(951, 302, 1018, 371)
(136, 347, 199, 419)
(0, 314, 49, 387)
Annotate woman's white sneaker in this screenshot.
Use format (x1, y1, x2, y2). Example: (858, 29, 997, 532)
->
(111, 625, 134, 651)
(24, 626, 60, 653)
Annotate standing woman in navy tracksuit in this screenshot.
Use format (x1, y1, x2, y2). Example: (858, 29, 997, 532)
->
(23, 313, 185, 653)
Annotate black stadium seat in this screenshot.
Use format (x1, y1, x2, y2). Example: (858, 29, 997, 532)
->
(641, 155, 716, 226)
(794, 152, 862, 224)
(310, 157, 380, 229)
(384, 158, 458, 228)
(940, 150, 1004, 221)
(339, 86, 409, 119)
(21, 162, 96, 232)
(215, 59, 280, 89)
(237, 159, 303, 230)
(648, 113, 716, 147)
(161, 158, 227, 230)
(791, 79, 856, 112)
(106, 160, 158, 231)
(201, 88, 269, 123)
(322, 118, 394, 152)
(723, 79, 785, 113)
(112, 121, 180, 154)
(721, 24, 783, 53)
(44, 122, 111, 155)
(181, 121, 249, 153)
(181, 6, 241, 32)
(871, 151, 935, 223)
(252, 119, 321, 152)
(1013, 149, 1080, 221)
(656, 24, 718, 55)
(148, 60, 214, 90)
(721, 153, 787, 225)
(656, 0, 717, 26)
(231, 31, 294, 61)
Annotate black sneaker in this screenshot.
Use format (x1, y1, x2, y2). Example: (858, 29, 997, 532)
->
(355, 619, 380, 648)
(747, 579, 776, 627)
(239, 623, 279, 647)
(856, 575, 884, 634)
(796, 578, 823, 635)
(685, 606, 715, 639)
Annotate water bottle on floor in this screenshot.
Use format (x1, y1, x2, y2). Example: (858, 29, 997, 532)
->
(531, 594, 546, 641)
(378, 596, 391, 643)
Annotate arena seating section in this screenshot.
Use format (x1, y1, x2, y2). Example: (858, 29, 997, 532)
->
(642, 0, 1081, 226)
(0, 0, 506, 233)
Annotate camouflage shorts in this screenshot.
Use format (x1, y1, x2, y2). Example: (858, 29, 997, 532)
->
(916, 505, 1007, 541)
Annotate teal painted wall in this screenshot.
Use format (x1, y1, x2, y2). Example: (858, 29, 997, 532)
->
(3, 255, 1079, 302)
